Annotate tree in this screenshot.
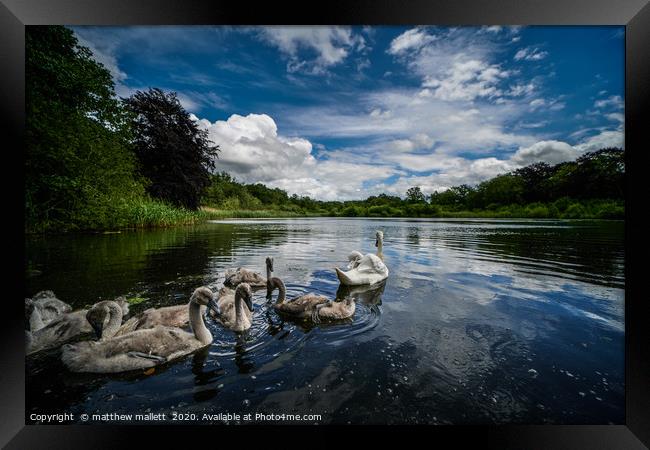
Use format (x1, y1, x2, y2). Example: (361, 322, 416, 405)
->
(406, 186, 426, 203)
(124, 88, 220, 209)
(475, 174, 525, 207)
(26, 26, 142, 231)
(513, 162, 555, 202)
(430, 184, 475, 209)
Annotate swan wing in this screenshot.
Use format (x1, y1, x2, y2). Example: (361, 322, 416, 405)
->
(276, 294, 328, 315)
(355, 254, 389, 275)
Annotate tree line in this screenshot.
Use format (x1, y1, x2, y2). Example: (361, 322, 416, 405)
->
(26, 26, 624, 233)
(201, 146, 624, 220)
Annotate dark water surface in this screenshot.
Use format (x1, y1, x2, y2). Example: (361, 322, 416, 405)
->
(25, 218, 624, 424)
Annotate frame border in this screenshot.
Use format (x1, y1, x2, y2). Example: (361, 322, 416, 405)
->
(2, 0, 648, 447)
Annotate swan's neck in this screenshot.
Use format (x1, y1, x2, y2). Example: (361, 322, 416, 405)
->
(102, 303, 124, 340)
(376, 238, 383, 256)
(274, 279, 286, 304)
(189, 301, 212, 345)
(266, 265, 273, 291)
(234, 291, 244, 326)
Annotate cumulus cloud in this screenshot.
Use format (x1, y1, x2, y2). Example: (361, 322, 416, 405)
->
(192, 113, 393, 200)
(574, 130, 624, 153)
(511, 140, 578, 165)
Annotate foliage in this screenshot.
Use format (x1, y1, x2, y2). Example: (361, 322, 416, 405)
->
(26, 26, 144, 232)
(123, 88, 220, 209)
(406, 186, 426, 203)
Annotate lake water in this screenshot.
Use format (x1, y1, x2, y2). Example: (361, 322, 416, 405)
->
(25, 218, 625, 424)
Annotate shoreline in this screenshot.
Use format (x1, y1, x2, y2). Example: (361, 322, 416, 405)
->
(25, 206, 624, 235)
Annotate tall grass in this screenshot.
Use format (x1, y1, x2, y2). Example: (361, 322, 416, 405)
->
(199, 207, 305, 219)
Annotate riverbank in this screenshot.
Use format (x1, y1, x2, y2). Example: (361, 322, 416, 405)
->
(26, 199, 624, 234)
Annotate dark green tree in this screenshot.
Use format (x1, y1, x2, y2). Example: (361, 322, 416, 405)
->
(512, 162, 555, 202)
(124, 88, 220, 209)
(26, 25, 142, 231)
(406, 186, 426, 203)
(475, 174, 525, 207)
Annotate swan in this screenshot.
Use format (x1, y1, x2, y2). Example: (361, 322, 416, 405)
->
(108, 303, 190, 338)
(266, 277, 328, 319)
(266, 277, 355, 324)
(84, 297, 188, 339)
(267, 277, 355, 321)
(312, 298, 356, 322)
(335, 231, 389, 286)
(210, 283, 254, 332)
(25, 291, 72, 331)
(26, 298, 130, 355)
(336, 279, 386, 306)
(223, 257, 272, 289)
(60, 287, 220, 373)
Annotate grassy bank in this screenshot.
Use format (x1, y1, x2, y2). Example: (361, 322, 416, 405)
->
(27, 198, 623, 234)
(199, 207, 308, 219)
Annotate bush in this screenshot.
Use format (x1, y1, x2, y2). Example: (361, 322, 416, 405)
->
(341, 206, 365, 217)
(553, 197, 571, 212)
(562, 203, 587, 219)
(525, 204, 549, 218)
(594, 202, 625, 219)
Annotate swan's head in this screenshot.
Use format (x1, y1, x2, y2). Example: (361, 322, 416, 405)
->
(86, 302, 112, 339)
(266, 256, 274, 272)
(375, 230, 384, 247)
(347, 251, 363, 269)
(191, 286, 220, 316)
(114, 296, 130, 316)
(236, 283, 254, 312)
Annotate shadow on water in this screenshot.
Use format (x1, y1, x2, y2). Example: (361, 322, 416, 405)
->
(25, 218, 624, 424)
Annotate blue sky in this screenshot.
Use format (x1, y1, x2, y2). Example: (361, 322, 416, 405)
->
(72, 26, 624, 200)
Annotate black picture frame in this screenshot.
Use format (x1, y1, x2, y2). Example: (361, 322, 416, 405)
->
(2, 0, 648, 447)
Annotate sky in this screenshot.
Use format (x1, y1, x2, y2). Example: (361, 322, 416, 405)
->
(71, 25, 625, 201)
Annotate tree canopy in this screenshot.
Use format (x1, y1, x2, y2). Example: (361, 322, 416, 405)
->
(123, 88, 220, 209)
(26, 26, 143, 231)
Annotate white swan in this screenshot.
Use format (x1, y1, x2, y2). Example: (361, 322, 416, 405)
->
(211, 283, 254, 332)
(223, 257, 272, 289)
(60, 287, 220, 373)
(335, 231, 389, 286)
(26, 298, 130, 355)
(25, 291, 72, 331)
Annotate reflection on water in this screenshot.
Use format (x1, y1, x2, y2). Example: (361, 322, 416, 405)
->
(25, 218, 624, 424)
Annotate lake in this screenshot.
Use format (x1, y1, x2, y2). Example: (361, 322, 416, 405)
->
(25, 218, 625, 424)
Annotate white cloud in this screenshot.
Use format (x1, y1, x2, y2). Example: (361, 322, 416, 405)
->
(74, 34, 128, 83)
(422, 58, 510, 101)
(594, 95, 624, 109)
(192, 113, 393, 200)
(606, 112, 624, 123)
(511, 140, 578, 165)
(514, 47, 548, 61)
(507, 82, 536, 97)
(256, 26, 365, 74)
(574, 130, 624, 152)
(388, 28, 435, 55)
(484, 26, 503, 33)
